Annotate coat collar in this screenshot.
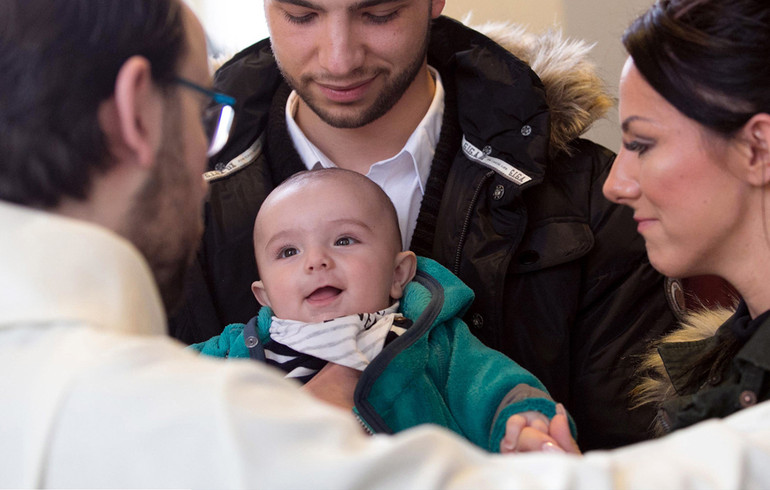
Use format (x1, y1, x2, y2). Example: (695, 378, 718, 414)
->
(0, 201, 166, 337)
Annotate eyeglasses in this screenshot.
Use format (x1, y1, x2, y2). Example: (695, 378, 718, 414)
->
(174, 77, 236, 157)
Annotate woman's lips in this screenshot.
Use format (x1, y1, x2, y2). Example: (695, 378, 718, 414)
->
(635, 218, 657, 233)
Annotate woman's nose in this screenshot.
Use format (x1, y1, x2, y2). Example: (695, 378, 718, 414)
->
(603, 150, 641, 204)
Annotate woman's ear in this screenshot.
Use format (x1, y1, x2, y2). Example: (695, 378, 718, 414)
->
(251, 280, 272, 307)
(98, 56, 164, 169)
(390, 251, 417, 300)
(741, 114, 770, 187)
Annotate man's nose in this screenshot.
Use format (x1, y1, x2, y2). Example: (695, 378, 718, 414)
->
(317, 17, 364, 76)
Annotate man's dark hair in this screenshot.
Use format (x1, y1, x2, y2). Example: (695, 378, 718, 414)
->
(0, 0, 186, 208)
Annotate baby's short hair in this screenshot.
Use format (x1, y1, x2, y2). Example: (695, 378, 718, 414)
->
(273, 168, 403, 250)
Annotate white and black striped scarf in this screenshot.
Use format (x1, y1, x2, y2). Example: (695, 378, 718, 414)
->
(264, 303, 410, 383)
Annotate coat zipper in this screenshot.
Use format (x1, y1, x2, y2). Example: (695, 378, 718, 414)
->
(353, 407, 374, 435)
(453, 171, 495, 275)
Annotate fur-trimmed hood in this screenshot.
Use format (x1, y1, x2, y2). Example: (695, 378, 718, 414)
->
(633, 307, 734, 435)
(469, 20, 613, 156)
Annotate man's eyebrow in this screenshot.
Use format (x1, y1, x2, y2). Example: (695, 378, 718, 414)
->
(273, 0, 321, 9)
(273, 0, 404, 11)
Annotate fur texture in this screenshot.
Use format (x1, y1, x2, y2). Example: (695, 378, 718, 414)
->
(471, 19, 614, 157)
(632, 307, 734, 435)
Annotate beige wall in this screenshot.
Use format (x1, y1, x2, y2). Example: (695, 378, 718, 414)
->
(443, 0, 565, 32)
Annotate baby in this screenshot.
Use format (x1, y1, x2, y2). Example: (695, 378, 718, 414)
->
(192, 168, 577, 453)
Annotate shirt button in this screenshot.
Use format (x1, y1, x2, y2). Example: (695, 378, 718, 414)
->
(472, 313, 484, 330)
(493, 185, 505, 200)
(245, 336, 259, 348)
(739, 390, 757, 408)
(521, 125, 532, 137)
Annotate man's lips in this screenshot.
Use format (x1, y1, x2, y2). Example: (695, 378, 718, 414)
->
(306, 286, 342, 303)
(316, 77, 376, 103)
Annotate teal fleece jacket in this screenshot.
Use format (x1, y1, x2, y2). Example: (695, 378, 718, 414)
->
(190, 257, 574, 452)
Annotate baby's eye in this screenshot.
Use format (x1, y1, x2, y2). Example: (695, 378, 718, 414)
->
(278, 247, 299, 259)
(334, 237, 357, 247)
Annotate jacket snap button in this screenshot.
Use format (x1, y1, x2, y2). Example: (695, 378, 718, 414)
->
(493, 185, 505, 200)
(245, 336, 259, 348)
(521, 125, 532, 136)
(518, 250, 539, 265)
(472, 313, 484, 329)
(739, 390, 757, 408)
(482, 145, 493, 155)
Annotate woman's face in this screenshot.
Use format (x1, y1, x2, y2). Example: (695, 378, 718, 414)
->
(603, 58, 750, 279)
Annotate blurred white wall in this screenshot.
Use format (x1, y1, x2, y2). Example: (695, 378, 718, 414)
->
(185, 0, 657, 152)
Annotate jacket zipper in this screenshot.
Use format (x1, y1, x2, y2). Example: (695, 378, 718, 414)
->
(453, 171, 495, 275)
(353, 407, 375, 435)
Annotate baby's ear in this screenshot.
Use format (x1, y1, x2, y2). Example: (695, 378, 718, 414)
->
(251, 280, 271, 307)
(390, 251, 417, 299)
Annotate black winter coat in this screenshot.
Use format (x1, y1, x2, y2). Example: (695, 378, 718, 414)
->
(171, 16, 676, 450)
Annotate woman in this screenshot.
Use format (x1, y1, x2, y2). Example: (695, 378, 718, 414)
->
(603, 0, 770, 434)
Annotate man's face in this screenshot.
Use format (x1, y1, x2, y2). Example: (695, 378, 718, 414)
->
(253, 176, 405, 323)
(265, 0, 443, 129)
(125, 4, 210, 312)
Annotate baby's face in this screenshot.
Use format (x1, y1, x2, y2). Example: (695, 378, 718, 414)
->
(252, 177, 404, 323)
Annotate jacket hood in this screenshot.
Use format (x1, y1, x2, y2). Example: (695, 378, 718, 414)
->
(468, 19, 614, 156)
(401, 257, 474, 328)
(632, 306, 733, 435)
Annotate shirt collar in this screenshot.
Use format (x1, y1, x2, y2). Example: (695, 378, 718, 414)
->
(0, 201, 166, 336)
(284, 66, 445, 190)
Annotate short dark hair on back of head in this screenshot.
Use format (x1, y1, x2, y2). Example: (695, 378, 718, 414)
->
(0, 0, 186, 208)
(623, 0, 770, 137)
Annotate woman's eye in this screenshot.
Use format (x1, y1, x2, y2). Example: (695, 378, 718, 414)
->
(623, 140, 651, 155)
(278, 247, 299, 258)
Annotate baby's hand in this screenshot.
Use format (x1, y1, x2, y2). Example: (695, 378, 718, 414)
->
(499, 404, 580, 455)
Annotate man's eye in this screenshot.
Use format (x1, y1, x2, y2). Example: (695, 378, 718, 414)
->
(278, 247, 299, 258)
(334, 237, 356, 246)
(283, 11, 316, 25)
(363, 10, 399, 24)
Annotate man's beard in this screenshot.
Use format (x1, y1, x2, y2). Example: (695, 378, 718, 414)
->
(122, 107, 202, 315)
(280, 23, 431, 129)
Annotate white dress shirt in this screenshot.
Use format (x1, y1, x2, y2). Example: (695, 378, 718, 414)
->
(286, 68, 445, 250)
